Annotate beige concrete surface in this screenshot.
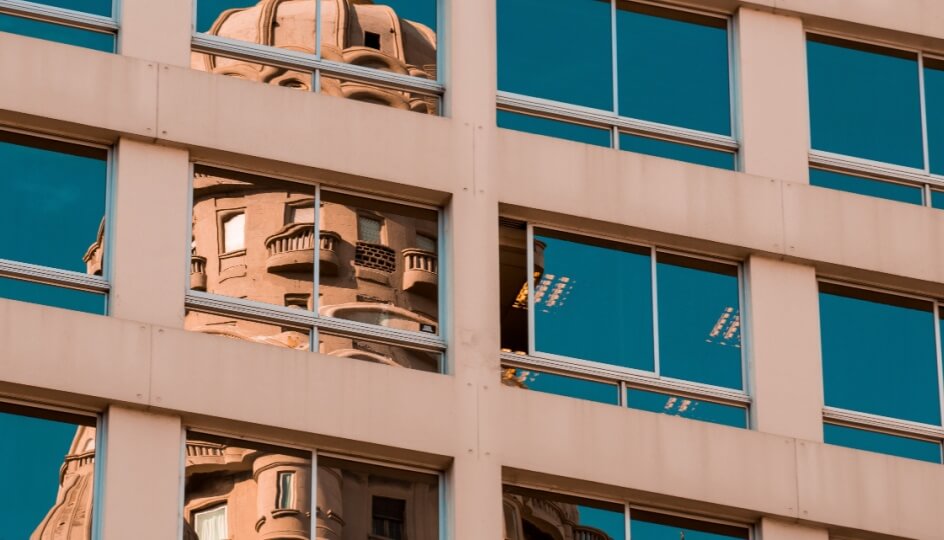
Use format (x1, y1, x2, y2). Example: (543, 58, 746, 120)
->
(759, 518, 828, 540)
(746, 256, 823, 442)
(99, 406, 182, 540)
(119, 0, 192, 67)
(109, 139, 190, 328)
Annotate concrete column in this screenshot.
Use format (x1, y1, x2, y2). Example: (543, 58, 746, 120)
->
(758, 518, 828, 540)
(736, 8, 810, 183)
(99, 406, 182, 540)
(109, 139, 190, 328)
(119, 0, 193, 67)
(746, 255, 824, 442)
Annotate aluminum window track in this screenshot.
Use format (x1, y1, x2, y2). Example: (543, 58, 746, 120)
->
(823, 406, 944, 440)
(0, 259, 109, 293)
(0, 0, 117, 32)
(810, 149, 944, 189)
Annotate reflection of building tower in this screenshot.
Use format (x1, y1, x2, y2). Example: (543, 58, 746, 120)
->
(502, 494, 613, 540)
(31, 427, 97, 540)
(192, 0, 438, 113)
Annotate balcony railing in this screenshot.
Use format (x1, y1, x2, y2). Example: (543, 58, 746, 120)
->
(402, 248, 437, 296)
(190, 255, 207, 291)
(355, 241, 397, 273)
(320, 230, 342, 276)
(265, 223, 315, 272)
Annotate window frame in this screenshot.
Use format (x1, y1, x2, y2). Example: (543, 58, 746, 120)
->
(190, 0, 445, 108)
(496, 0, 738, 165)
(0, 127, 112, 309)
(817, 277, 944, 458)
(806, 29, 944, 203)
(184, 162, 447, 366)
(0, 0, 118, 46)
(501, 219, 751, 422)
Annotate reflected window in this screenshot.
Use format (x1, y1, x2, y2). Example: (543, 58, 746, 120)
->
(0, 1, 115, 52)
(358, 215, 384, 244)
(809, 168, 924, 205)
(289, 202, 315, 224)
(372, 496, 406, 539)
(0, 403, 98, 539)
(193, 505, 228, 540)
(221, 212, 246, 253)
(927, 58, 944, 175)
(277, 471, 296, 509)
(415, 234, 436, 253)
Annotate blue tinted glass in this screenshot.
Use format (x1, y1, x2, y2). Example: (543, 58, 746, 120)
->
(617, 6, 730, 134)
(819, 286, 940, 425)
(577, 505, 626, 540)
(807, 37, 923, 168)
(631, 511, 749, 540)
(926, 60, 944, 175)
(32, 0, 112, 17)
(498, 0, 613, 110)
(0, 410, 93, 539)
(197, 0, 266, 33)
(0, 13, 114, 52)
(620, 133, 735, 169)
(628, 388, 746, 428)
(373, 0, 437, 31)
(0, 276, 105, 314)
(505, 367, 620, 405)
(824, 424, 941, 464)
(657, 255, 742, 389)
(498, 111, 612, 147)
(0, 133, 107, 273)
(932, 190, 944, 210)
(534, 231, 654, 372)
(809, 168, 923, 205)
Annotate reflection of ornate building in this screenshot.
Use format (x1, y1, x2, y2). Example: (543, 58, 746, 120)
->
(31, 427, 97, 540)
(192, 0, 438, 113)
(503, 494, 613, 540)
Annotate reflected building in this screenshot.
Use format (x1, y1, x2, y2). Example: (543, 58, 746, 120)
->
(30, 427, 97, 540)
(502, 494, 614, 540)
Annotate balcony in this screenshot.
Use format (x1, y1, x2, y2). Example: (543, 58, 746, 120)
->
(190, 255, 207, 291)
(265, 223, 315, 272)
(320, 230, 342, 276)
(574, 527, 611, 540)
(402, 248, 437, 296)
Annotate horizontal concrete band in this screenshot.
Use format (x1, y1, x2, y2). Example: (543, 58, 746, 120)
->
(0, 297, 941, 540)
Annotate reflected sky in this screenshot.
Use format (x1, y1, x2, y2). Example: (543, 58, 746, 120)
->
(807, 36, 923, 168)
(505, 367, 620, 405)
(620, 133, 735, 170)
(0, 12, 114, 52)
(0, 275, 106, 314)
(627, 388, 746, 428)
(0, 133, 107, 272)
(498, 0, 613, 110)
(616, 4, 730, 135)
(32, 0, 112, 17)
(631, 510, 749, 540)
(498, 110, 612, 147)
(197, 0, 437, 33)
(926, 60, 944, 175)
(933, 191, 944, 210)
(0, 411, 83, 540)
(809, 168, 924, 205)
(196, 0, 262, 32)
(657, 255, 742, 389)
(824, 423, 942, 464)
(819, 286, 941, 425)
(534, 231, 654, 372)
(578, 505, 626, 540)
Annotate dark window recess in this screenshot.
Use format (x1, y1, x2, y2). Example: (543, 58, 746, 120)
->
(355, 241, 397, 273)
(356, 294, 392, 304)
(365, 31, 381, 50)
(372, 496, 406, 540)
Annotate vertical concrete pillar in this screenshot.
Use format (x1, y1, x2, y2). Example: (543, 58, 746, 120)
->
(736, 8, 810, 183)
(99, 406, 182, 540)
(746, 256, 824, 442)
(109, 139, 190, 328)
(119, 0, 193, 67)
(759, 518, 828, 540)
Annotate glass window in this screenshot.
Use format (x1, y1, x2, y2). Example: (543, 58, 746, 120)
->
(319, 331, 441, 372)
(0, 275, 106, 314)
(533, 229, 654, 372)
(931, 190, 944, 210)
(497, 0, 613, 110)
(503, 486, 626, 540)
(809, 168, 924, 205)
(627, 388, 746, 428)
(415, 234, 436, 253)
(0, 404, 97, 540)
(0, 12, 114, 52)
(927, 58, 944, 175)
(620, 133, 735, 170)
(502, 367, 621, 405)
(616, 3, 730, 135)
(819, 283, 941, 425)
(185, 432, 312, 539)
(185, 309, 311, 350)
(824, 423, 942, 464)
(221, 212, 245, 253)
(358, 215, 384, 244)
(32, 0, 112, 17)
(317, 456, 439, 540)
(807, 35, 923, 168)
(657, 254, 742, 389)
(631, 509, 749, 540)
(498, 110, 612, 147)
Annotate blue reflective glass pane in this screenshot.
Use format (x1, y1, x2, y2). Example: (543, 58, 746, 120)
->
(631, 510, 749, 540)
(809, 168, 923, 205)
(0, 133, 107, 272)
(620, 133, 735, 170)
(498, 0, 613, 110)
(926, 60, 944, 175)
(932, 190, 944, 210)
(824, 423, 942, 464)
(33, 0, 112, 17)
(819, 285, 941, 425)
(657, 255, 742, 389)
(498, 111, 612, 147)
(807, 36, 923, 168)
(504, 367, 620, 405)
(617, 5, 730, 135)
(0, 13, 114, 52)
(0, 409, 95, 539)
(0, 276, 105, 314)
(504, 488, 626, 540)
(534, 231, 654, 372)
(197, 0, 273, 33)
(372, 0, 437, 32)
(627, 388, 746, 428)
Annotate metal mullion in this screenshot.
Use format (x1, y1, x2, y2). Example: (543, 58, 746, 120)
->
(312, 184, 321, 319)
(0, 259, 110, 293)
(823, 406, 944, 440)
(101, 144, 116, 287)
(809, 149, 943, 188)
(185, 290, 317, 328)
(625, 502, 632, 540)
(934, 301, 944, 431)
(919, 54, 932, 174)
(610, 0, 619, 119)
(650, 246, 660, 377)
(184, 163, 196, 295)
(311, 451, 319, 534)
(736, 262, 748, 396)
(91, 411, 106, 540)
(526, 223, 536, 356)
(924, 183, 934, 207)
(314, 0, 322, 58)
(727, 13, 740, 170)
(633, 376, 752, 406)
(502, 357, 622, 388)
(0, 0, 118, 32)
(618, 380, 627, 407)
